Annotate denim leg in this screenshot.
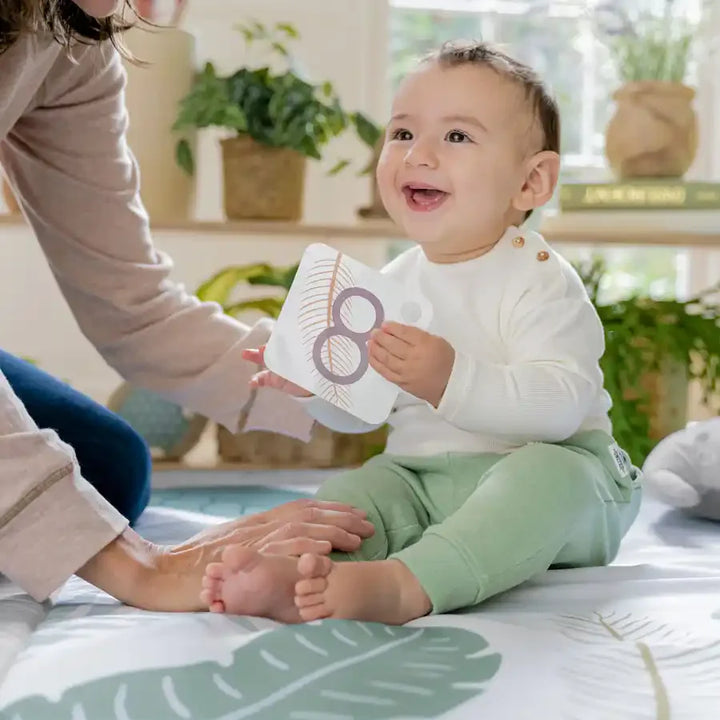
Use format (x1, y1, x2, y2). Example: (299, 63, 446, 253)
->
(0, 350, 151, 524)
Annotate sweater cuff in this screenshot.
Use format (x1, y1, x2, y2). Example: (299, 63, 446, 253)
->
(0, 466, 128, 602)
(436, 350, 475, 422)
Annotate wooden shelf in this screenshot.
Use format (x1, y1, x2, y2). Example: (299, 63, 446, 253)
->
(0, 212, 404, 240)
(540, 210, 720, 247)
(4, 210, 720, 247)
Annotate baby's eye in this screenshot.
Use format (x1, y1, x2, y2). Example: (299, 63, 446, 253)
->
(390, 128, 413, 141)
(446, 130, 472, 143)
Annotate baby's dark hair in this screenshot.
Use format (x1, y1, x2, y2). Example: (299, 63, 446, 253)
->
(424, 40, 560, 220)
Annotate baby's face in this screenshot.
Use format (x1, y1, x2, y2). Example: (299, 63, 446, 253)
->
(377, 62, 539, 254)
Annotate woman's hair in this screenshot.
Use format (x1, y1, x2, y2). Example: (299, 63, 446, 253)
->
(0, 0, 134, 55)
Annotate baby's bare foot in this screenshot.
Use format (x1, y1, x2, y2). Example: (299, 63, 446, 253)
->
(294, 556, 432, 626)
(200, 545, 330, 623)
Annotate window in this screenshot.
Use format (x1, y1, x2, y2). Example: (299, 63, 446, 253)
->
(387, 0, 706, 301)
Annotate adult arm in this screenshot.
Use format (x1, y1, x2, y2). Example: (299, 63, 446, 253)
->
(0, 41, 311, 439)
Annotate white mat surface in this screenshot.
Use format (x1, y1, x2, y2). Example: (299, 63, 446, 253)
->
(0, 486, 718, 719)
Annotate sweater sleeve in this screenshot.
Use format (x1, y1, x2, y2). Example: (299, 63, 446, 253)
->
(0, 41, 312, 440)
(436, 260, 605, 443)
(0, 370, 127, 601)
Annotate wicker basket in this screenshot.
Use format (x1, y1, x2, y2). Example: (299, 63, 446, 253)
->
(218, 423, 388, 468)
(221, 135, 306, 220)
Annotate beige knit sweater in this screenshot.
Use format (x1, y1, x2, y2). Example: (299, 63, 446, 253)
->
(0, 34, 312, 601)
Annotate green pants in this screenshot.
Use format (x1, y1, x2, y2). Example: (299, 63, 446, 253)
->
(315, 430, 642, 614)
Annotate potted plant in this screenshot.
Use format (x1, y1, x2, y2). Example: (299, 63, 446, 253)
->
(577, 258, 719, 466)
(197, 263, 388, 467)
(595, 1, 698, 179)
(173, 21, 381, 221)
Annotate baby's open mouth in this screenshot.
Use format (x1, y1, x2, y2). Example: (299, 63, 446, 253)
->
(402, 183, 450, 211)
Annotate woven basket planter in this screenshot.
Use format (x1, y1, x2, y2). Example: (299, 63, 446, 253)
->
(221, 135, 306, 221)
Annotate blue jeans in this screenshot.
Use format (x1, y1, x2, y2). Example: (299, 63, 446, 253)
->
(0, 350, 151, 524)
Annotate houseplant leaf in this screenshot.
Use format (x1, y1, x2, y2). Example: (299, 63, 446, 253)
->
(224, 298, 285, 319)
(175, 138, 194, 175)
(196, 265, 276, 307)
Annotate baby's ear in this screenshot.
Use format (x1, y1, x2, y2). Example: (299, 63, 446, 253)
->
(513, 151, 560, 214)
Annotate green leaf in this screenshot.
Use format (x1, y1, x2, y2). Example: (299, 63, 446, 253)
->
(234, 23, 254, 44)
(175, 139, 194, 175)
(225, 297, 285, 319)
(353, 111, 383, 148)
(328, 158, 351, 175)
(276, 22, 299, 39)
(271, 41, 289, 58)
(1, 622, 502, 719)
(251, 19, 267, 37)
(196, 265, 276, 306)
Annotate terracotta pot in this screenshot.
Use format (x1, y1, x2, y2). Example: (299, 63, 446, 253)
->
(217, 423, 388, 468)
(221, 135, 306, 221)
(605, 81, 698, 179)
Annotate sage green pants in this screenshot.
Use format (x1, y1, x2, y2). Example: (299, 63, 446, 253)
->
(315, 430, 642, 614)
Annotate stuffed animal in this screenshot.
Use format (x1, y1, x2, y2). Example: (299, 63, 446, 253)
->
(642, 417, 720, 521)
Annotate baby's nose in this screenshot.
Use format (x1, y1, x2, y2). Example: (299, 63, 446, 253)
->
(404, 142, 438, 168)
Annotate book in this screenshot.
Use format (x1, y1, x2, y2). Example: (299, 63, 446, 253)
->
(559, 181, 720, 211)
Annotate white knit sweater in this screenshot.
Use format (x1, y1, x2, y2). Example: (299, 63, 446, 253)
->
(300, 226, 613, 456)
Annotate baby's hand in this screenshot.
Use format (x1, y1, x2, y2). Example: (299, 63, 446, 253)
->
(242, 346, 312, 398)
(368, 322, 455, 408)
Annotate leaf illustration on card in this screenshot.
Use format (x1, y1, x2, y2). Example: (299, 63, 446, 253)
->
(1, 621, 502, 720)
(298, 252, 357, 410)
(557, 611, 720, 720)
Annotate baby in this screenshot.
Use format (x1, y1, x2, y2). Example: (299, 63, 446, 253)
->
(200, 40, 642, 625)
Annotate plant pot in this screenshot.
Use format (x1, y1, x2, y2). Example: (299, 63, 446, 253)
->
(217, 423, 388, 468)
(642, 360, 689, 441)
(605, 81, 698, 179)
(122, 27, 196, 222)
(107, 383, 207, 462)
(221, 135, 306, 221)
(1, 178, 20, 214)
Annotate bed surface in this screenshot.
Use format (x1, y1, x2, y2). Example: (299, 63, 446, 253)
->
(0, 472, 718, 720)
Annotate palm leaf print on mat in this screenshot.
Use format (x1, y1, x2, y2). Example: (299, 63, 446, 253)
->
(300, 252, 356, 409)
(557, 611, 720, 720)
(3, 621, 501, 720)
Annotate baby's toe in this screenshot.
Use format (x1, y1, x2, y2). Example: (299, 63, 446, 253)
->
(295, 577, 327, 596)
(299, 603, 330, 622)
(297, 553, 332, 579)
(294, 592, 326, 609)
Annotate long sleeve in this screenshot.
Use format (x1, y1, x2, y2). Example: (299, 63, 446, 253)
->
(0, 41, 312, 439)
(436, 262, 605, 443)
(0, 39, 311, 602)
(0, 370, 127, 601)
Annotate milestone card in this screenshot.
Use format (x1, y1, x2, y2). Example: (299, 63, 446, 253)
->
(264, 243, 433, 425)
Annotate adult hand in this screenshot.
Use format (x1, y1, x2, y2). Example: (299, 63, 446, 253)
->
(368, 322, 455, 407)
(175, 497, 374, 556)
(78, 499, 374, 612)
